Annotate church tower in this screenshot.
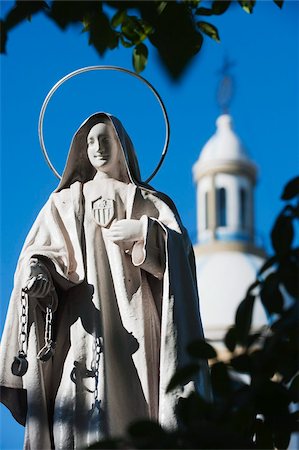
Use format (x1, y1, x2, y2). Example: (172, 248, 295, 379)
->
(193, 113, 261, 256)
(193, 62, 267, 353)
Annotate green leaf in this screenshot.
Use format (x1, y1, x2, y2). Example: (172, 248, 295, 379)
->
(120, 35, 134, 48)
(294, 204, 299, 218)
(246, 279, 261, 296)
(271, 214, 294, 256)
(166, 363, 200, 393)
(230, 353, 251, 374)
(88, 12, 119, 56)
(238, 0, 256, 14)
(5, 1, 48, 30)
(133, 43, 148, 74)
(48, 1, 99, 30)
(252, 379, 293, 450)
(273, 429, 291, 450)
(121, 16, 144, 43)
(210, 361, 232, 396)
(0, 20, 8, 53)
(235, 294, 255, 345)
(195, 7, 213, 16)
(157, 1, 168, 15)
(289, 374, 299, 403)
(247, 332, 261, 348)
(185, 0, 201, 8)
(254, 418, 274, 450)
(176, 392, 210, 426)
(211, 0, 232, 15)
(290, 411, 299, 432)
(196, 1, 231, 15)
(281, 176, 299, 200)
(279, 260, 299, 300)
(111, 10, 127, 28)
(258, 255, 278, 276)
(273, 339, 299, 384)
(251, 349, 276, 379)
(187, 339, 217, 359)
(271, 303, 299, 337)
(140, 21, 154, 38)
(254, 379, 290, 414)
(145, 1, 203, 79)
(273, 0, 284, 8)
(224, 327, 237, 352)
(260, 272, 284, 315)
(123, 18, 153, 44)
(197, 21, 220, 42)
(81, 19, 89, 33)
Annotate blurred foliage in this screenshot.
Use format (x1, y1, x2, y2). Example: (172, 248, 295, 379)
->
(1, 0, 284, 79)
(88, 177, 299, 449)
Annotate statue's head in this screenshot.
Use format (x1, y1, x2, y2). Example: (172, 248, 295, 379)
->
(87, 120, 124, 180)
(56, 113, 141, 192)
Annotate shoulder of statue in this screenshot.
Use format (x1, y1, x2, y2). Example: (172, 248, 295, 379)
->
(51, 181, 83, 210)
(139, 187, 179, 217)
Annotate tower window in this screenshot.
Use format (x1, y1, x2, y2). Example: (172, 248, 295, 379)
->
(204, 191, 209, 229)
(240, 187, 247, 229)
(217, 187, 227, 227)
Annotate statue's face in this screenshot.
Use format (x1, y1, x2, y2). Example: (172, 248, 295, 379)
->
(87, 122, 120, 173)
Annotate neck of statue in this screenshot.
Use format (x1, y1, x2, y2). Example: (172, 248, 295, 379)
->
(93, 169, 123, 183)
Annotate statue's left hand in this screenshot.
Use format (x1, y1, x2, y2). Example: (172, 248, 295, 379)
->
(106, 219, 145, 243)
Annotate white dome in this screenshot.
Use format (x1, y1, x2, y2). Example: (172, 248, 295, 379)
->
(199, 114, 249, 164)
(197, 251, 267, 342)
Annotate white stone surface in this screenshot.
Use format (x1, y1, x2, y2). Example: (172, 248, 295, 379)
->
(196, 251, 267, 342)
(199, 114, 250, 164)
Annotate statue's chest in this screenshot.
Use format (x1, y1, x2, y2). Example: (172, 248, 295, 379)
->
(83, 180, 127, 228)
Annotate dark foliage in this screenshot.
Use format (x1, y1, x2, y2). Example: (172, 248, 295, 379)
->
(1, 0, 283, 78)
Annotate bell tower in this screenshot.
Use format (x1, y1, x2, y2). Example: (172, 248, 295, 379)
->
(193, 114, 261, 255)
(193, 60, 266, 351)
(193, 59, 263, 258)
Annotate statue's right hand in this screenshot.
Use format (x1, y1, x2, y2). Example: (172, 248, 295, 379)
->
(24, 258, 53, 298)
(25, 274, 53, 298)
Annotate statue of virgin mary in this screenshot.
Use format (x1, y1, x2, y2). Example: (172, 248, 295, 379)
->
(0, 113, 211, 449)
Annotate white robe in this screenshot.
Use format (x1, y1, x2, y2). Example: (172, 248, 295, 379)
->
(0, 113, 211, 450)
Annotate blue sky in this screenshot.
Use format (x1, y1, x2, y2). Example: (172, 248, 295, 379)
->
(0, 1, 298, 448)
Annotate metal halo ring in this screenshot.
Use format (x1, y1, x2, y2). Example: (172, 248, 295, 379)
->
(38, 65, 170, 183)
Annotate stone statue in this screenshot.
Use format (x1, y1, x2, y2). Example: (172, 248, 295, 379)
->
(0, 113, 211, 449)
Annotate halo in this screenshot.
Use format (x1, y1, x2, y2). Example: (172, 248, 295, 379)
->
(38, 65, 170, 183)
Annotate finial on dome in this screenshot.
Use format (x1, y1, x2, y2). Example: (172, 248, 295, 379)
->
(216, 114, 233, 129)
(216, 56, 235, 114)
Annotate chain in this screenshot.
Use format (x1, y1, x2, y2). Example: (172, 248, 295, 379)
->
(36, 294, 56, 362)
(91, 337, 102, 407)
(19, 290, 28, 356)
(44, 306, 53, 345)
